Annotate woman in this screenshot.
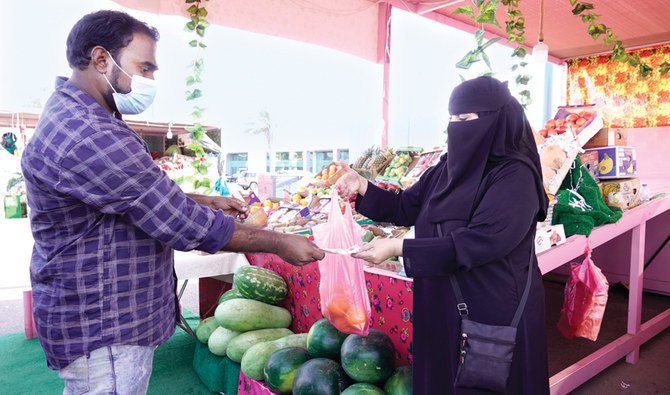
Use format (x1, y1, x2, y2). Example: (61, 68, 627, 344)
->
(336, 76, 550, 394)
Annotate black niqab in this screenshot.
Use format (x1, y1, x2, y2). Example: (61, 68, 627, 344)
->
(426, 76, 548, 223)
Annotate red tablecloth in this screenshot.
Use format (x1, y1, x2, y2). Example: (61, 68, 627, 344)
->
(245, 253, 414, 365)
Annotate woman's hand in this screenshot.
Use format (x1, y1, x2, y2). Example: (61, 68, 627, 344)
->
(352, 238, 403, 265)
(334, 161, 368, 200)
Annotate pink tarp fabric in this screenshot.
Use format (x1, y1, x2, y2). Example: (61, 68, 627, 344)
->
(111, 0, 380, 62)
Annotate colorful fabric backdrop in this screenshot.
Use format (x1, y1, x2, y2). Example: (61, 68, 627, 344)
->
(566, 44, 670, 128)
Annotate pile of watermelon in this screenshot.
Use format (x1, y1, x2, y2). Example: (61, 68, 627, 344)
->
(194, 265, 412, 394)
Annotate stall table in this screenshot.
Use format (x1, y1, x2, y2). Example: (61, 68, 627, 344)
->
(199, 197, 670, 394)
(538, 196, 670, 395)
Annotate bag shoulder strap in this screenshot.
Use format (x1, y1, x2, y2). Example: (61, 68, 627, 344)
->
(440, 224, 535, 328)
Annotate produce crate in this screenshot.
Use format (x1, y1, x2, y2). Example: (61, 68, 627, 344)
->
(400, 149, 444, 188)
(599, 178, 641, 210)
(553, 104, 604, 148)
(583, 128, 628, 149)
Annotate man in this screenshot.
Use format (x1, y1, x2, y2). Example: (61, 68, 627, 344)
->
(20, 10, 324, 394)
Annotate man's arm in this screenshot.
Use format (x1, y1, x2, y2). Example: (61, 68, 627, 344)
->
(186, 194, 248, 219)
(223, 222, 325, 266)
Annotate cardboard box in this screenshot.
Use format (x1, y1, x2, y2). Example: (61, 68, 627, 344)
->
(599, 178, 641, 210)
(579, 151, 600, 181)
(535, 224, 567, 253)
(584, 146, 637, 179)
(583, 128, 628, 148)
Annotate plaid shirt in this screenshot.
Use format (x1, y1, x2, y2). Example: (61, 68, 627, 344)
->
(21, 77, 234, 370)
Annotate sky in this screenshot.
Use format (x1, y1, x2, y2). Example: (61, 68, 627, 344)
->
(0, 0, 559, 165)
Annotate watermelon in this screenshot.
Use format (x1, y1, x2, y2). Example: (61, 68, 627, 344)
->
(207, 326, 241, 356)
(341, 329, 396, 383)
(307, 318, 349, 360)
(342, 383, 386, 394)
(384, 365, 412, 395)
(226, 328, 294, 363)
(195, 316, 219, 344)
(292, 358, 352, 395)
(263, 347, 310, 395)
(218, 288, 244, 305)
(233, 265, 288, 304)
(214, 298, 291, 332)
(241, 334, 308, 380)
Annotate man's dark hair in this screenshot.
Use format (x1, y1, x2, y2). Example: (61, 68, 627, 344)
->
(66, 10, 159, 70)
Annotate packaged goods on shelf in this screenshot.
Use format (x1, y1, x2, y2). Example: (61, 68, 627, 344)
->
(584, 146, 637, 179)
(599, 178, 641, 210)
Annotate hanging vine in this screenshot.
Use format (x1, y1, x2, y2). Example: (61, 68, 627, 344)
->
(502, 0, 531, 107)
(184, 0, 211, 191)
(569, 0, 670, 78)
(452, 0, 532, 106)
(453, 0, 501, 77)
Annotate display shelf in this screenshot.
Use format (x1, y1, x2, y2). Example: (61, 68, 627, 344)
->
(538, 196, 670, 395)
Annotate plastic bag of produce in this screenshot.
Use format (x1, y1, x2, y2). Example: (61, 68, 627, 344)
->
(557, 243, 609, 341)
(312, 193, 371, 335)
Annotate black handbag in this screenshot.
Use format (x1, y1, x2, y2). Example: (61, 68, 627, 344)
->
(446, 230, 534, 393)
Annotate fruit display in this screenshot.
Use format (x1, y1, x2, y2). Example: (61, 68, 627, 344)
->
(195, 261, 412, 393)
(342, 383, 386, 394)
(401, 148, 444, 188)
(214, 298, 292, 332)
(340, 329, 396, 383)
(314, 162, 344, 186)
(384, 365, 413, 395)
(217, 287, 244, 305)
(538, 110, 595, 138)
(353, 147, 395, 179)
(225, 327, 295, 363)
(241, 333, 308, 380)
(292, 358, 352, 395)
(233, 265, 288, 305)
(306, 318, 350, 360)
(263, 347, 311, 394)
(382, 151, 415, 179)
(195, 316, 219, 344)
(207, 326, 241, 356)
(537, 105, 604, 148)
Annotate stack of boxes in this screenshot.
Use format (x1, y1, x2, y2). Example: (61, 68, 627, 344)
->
(581, 128, 640, 210)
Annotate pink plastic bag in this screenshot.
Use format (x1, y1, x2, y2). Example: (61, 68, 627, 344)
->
(557, 243, 609, 341)
(312, 193, 371, 335)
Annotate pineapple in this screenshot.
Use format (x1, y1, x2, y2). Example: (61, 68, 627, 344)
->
(354, 146, 374, 169)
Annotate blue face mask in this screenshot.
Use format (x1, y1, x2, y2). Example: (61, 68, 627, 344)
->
(102, 51, 157, 115)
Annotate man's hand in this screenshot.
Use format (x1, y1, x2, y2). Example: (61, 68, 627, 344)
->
(188, 194, 248, 219)
(276, 234, 326, 266)
(352, 238, 403, 265)
(333, 161, 368, 200)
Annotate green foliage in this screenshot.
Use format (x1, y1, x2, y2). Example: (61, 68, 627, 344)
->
(184, 0, 211, 191)
(572, 2, 662, 79)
